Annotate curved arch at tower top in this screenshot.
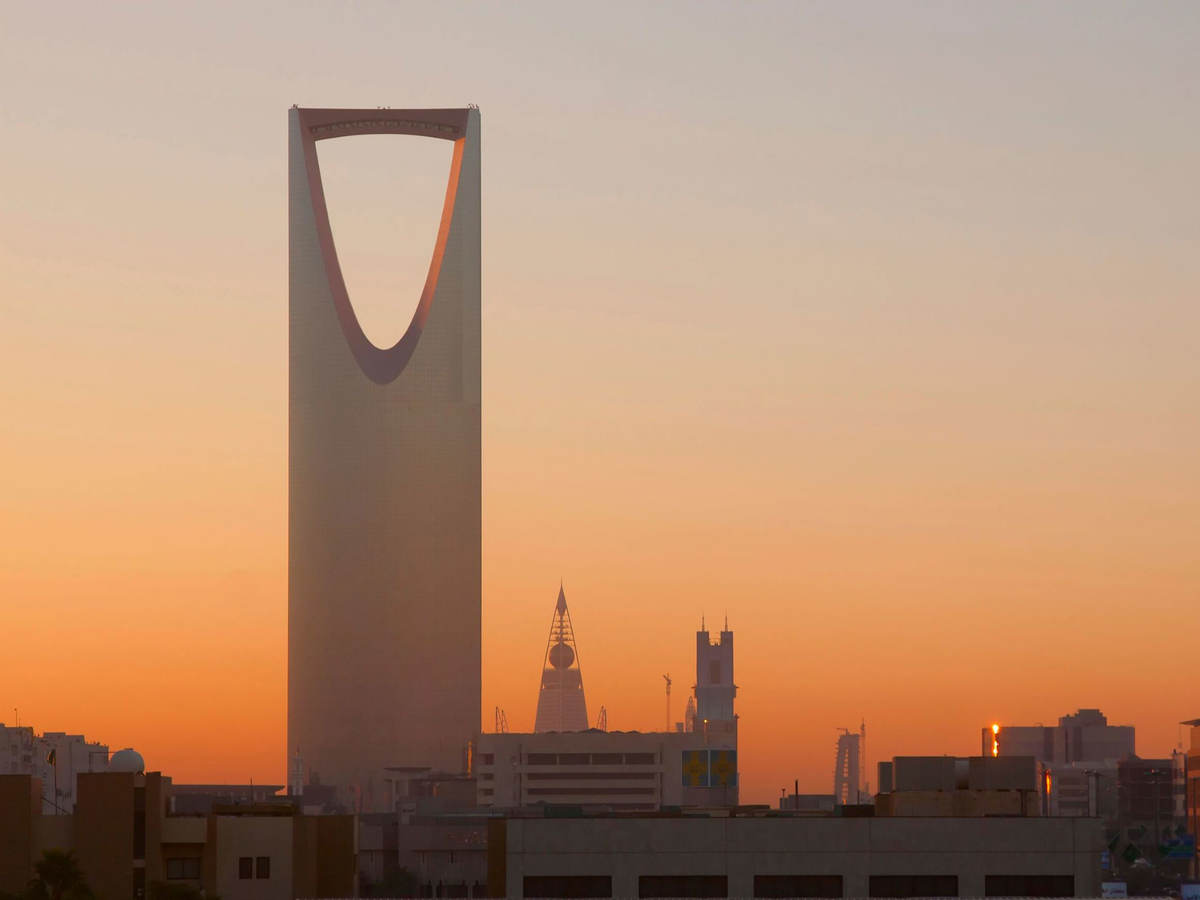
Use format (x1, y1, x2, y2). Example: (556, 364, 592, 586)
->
(315, 134, 454, 352)
(294, 107, 472, 385)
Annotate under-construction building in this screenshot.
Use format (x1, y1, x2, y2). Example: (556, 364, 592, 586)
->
(834, 722, 868, 806)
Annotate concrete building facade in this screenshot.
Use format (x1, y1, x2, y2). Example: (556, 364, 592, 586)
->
(288, 106, 482, 809)
(491, 814, 1104, 898)
(476, 729, 738, 810)
(875, 755, 1046, 818)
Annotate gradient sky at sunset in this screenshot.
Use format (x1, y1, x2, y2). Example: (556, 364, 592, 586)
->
(2, 2, 1197, 804)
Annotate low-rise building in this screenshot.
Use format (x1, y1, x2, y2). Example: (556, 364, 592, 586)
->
(875, 755, 1045, 817)
(490, 813, 1104, 898)
(0, 771, 355, 900)
(476, 729, 737, 810)
(0, 723, 109, 813)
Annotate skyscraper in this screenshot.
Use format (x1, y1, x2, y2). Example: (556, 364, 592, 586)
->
(288, 107, 481, 809)
(533, 586, 589, 733)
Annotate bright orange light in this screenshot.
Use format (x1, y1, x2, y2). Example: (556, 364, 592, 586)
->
(991, 723, 1000, 757)
(1045, 770, 1052, 796)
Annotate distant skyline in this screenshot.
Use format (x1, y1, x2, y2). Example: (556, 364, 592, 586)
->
(2, 1, 1198, 804)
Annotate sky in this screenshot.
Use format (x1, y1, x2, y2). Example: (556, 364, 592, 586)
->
(1, 1, 1198, 804)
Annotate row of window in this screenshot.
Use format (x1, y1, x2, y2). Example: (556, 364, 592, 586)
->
(525, 771, 657, 781)
(525, 786, 657, 796)
(523, 752, 659, 766)
(168, 856, 273, 882)
(478, 752, 662, 767)
(522, 874, 1075, 899)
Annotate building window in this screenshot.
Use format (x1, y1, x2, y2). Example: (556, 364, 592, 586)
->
(869, 875, 957, 898)
(166, 858, 201, 881)
(754, 875, 843, 898)
(238, 857, 253, 880)
(524, 876, 613, 898)
(526, 753, 557, 765)
(639, 875, 727, 898)
(591, 753, 624, 765)
(559, 753, 590, 765)
(478, 753, 494, 765)
(255, 856, 270, 879)
(984, 875, 1073, 897)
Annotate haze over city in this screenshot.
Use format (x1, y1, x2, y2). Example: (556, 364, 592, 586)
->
(2, 0, 1198, 809)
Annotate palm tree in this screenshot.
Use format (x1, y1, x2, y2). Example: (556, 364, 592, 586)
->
(26, 850, 92, 900)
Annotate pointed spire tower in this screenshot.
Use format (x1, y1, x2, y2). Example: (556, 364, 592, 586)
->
(533, 584, 589, 732)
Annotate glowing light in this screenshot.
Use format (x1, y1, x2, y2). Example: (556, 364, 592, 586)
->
(991, 723, 1000, 757)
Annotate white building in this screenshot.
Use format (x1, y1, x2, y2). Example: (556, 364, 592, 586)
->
(1, 723, 108, 812)
(476, 729, 737, 810)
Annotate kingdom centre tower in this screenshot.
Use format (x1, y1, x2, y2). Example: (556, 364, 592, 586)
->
(288, 107, 481, 810)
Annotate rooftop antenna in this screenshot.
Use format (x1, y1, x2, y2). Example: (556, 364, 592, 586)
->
(663, 674, 672, 732)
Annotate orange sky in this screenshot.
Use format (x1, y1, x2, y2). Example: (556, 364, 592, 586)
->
(2, 2, 1198, 804)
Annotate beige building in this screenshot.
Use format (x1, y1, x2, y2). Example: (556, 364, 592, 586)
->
(875, 755, 1047, 817)
(476, 729, 738, 810)
(0, 772, 355, 900)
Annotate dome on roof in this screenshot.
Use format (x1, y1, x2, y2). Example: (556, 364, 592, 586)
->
(109, 748, 145, 773)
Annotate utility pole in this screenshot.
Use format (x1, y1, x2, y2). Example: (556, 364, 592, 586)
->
(1151, 768, 1164, 855)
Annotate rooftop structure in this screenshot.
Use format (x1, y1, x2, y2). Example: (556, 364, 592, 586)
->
(875, 754, 1046, 817)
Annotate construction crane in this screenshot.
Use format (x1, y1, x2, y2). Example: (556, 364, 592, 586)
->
(494, 706, 509, 734)
(595, 706, 607, 731)
(663, 674, 672, 732)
